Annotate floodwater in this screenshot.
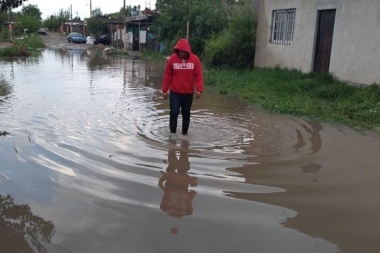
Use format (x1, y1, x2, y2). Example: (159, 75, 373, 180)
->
(0, 49, 379, 253)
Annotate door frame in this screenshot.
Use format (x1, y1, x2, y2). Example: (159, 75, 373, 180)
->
(313, 9, 336, 72)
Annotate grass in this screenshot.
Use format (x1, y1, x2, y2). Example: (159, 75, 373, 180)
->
(0, 33, 44, 57)
(22, 34, 45, 51)
(140, 51, 167, 62)
(204, 67, 380, 131)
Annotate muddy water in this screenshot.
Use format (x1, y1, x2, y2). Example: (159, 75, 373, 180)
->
(0, 49, 379, 253)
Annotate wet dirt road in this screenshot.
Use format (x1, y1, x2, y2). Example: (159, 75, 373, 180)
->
(0, 48, 379, 253)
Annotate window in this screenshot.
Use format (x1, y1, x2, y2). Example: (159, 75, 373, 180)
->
(270, 8, 296, 45)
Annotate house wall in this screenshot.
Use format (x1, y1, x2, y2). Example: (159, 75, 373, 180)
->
(254, 0, 380, 85)
(63, 23, 86, 35)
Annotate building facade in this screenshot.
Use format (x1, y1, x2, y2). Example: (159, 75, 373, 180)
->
(254, 0, 380, 85)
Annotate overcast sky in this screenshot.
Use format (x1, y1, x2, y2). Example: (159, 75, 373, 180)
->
(15, 0, 157, 19)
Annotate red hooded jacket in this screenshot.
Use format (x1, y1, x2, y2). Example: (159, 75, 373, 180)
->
(162, 39, 204, 94)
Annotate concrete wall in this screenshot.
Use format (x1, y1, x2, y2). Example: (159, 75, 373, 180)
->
(254, 0, 380, 85)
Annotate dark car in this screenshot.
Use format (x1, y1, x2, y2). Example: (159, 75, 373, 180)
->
(37, 28, 47, 35)
(67, 32, 86, 44)
(97, 34, 111, 45)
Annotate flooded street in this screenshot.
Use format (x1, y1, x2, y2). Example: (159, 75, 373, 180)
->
(1, 49, 379, 253)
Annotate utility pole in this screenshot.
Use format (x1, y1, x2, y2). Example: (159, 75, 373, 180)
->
(90, 0, 92, 17)
(186, 21, 189, 40)
(8, 6, 13, 40)
(123, 0, 126, 51)
(70, 4, 73, 33)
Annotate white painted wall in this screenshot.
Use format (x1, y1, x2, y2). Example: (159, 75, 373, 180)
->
(254, 0, 380, 85)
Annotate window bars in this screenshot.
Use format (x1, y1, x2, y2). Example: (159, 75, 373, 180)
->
(270, 8, 296, 45)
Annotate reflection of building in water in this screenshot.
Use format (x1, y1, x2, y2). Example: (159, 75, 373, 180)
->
(0, 194, 55, 253)
(159, 140, 197, 217)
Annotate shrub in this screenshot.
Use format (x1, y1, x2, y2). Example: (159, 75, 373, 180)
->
(203, 0, 257, 69)
(0, 43, 30, 57)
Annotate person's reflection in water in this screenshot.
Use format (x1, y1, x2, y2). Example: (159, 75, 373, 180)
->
(159, 139, 197, 218)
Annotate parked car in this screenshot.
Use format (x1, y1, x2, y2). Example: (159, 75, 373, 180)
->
(97, 34, 111, 45)
(67, 32, 86, 44)
(37, 28, 47, 35)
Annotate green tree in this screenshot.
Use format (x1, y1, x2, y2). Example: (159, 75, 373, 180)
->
(0, 0, 28, 13)
(118, 6, 132, 16)
(42, 8, 70, 32)
(1, 0, 28, 39)
(186, 0, 228, 55)
(17, 14, 40, 33)
(87, 16, 107, 36)
(91, 7, 103, 17)
(57, 8, 70, 21)
(43, 15, 59, 31)
(204, 0, 257, 68)
(21, 4, 41, 20)
(155, 0, 228, 55)
(0, 10, 7, 28)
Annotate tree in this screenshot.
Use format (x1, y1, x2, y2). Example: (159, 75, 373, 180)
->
(43, 15, 59, 31)
(87, 16, 107, 36)
(0, 0, 28, 13)
(204, 0, 257, 68)
(0, 10, 7, 28)
(155, 0, 228, 55)
(21, 4, 41, 20)
(17, 14, 40, 33)
(186, 0, 228, 55)
(42, 9, 70, 32)
(0, 0, 28, 39)
(91, 7, 103, 17)
(118, 6, 131, 16)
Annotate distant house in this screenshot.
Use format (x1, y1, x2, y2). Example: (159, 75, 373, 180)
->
(125, 8, 158, 51)
(2, 21, 15, 31)
(254, 0, 380, 85)
(100, 17, 125, 48)
(62, 20, 86, 35)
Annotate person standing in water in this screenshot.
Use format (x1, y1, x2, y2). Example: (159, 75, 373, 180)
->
(161, 38, 204, 136)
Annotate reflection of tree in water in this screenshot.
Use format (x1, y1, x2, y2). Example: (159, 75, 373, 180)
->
(0, 194, 55, 253)
(0, 79, 12, 97)
(159, 140, 198, 218)
(87, 50, 112, 70)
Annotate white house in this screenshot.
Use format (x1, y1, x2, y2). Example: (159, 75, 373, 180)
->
(254, 0, 380, 85)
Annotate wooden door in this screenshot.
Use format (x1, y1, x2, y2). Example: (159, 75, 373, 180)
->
(313, 10, 336, 72)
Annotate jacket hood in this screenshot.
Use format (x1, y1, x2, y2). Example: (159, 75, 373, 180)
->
(173, 39, 191, 54)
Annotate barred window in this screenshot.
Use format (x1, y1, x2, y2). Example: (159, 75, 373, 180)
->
(270, 9, 296, 45)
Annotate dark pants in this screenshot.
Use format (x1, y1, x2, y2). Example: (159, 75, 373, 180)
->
(169, 91, 194, 134)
